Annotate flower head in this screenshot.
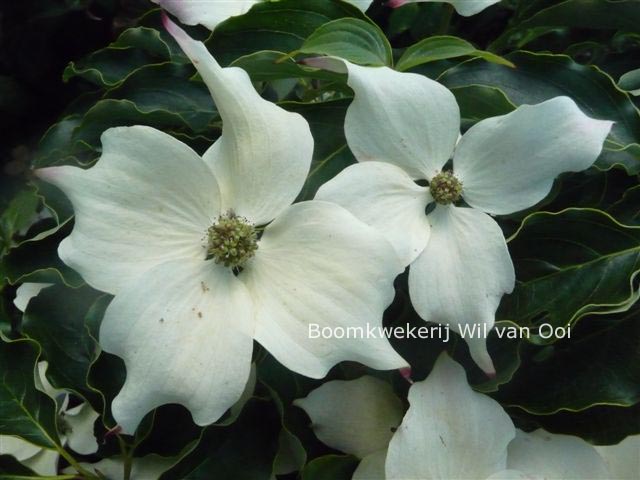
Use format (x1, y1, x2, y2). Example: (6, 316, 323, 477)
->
(312, 57, 613, 375)
(36, 18, 406, 434)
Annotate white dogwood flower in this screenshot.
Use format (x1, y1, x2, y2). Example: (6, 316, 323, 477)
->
(296, 355, 635, 479)
(36, 17, 406, 434)
(310, 57, 613, 375)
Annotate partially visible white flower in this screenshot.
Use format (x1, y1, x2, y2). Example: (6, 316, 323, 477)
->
(595, 435, 640, 480)
(13, 282, 52, 312)
(0, 362, 99, 475)
(152, 0, 374, 31)
(36, 16, 406, 435)
(296, 355, 634, 479)
(310, 57, 612, 375)
(387, 0, 501, 16)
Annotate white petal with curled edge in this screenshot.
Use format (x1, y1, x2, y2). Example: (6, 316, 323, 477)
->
(315, 161, 431, 265)
(152, 0, 259, 30)
(21, 449, 59, 476)
(294, 376, 403, 458)
(346, 0, 374, 10)
(595, 435, 640, 480)
(36, 126, 220, 295)
(13, 283, 52, 312)
(100, 258, 254, 434)
(507, 430, 609, 479)
(164, 16, 314, 225)
(64, 403, 99, 455)
(454, 97, 613, 215)
(353, 449, 388, 480)
(303, 57, 459, 180)
(408, 205, 514, 375)
(385, 355, 515, 480)
(390, 0, 501, 17)
(242, 201, 408, 379)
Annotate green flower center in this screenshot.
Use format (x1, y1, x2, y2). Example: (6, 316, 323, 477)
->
(206, 211, 258, 268)
(429, 170, 463, 205)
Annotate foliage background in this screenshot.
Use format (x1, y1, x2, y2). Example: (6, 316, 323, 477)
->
(1, 0, 639, 478)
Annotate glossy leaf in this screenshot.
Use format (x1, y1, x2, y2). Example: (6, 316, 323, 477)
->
(396, 35, 514, 72)
(297, 18, 392, 66)
(499, 209, 640, 335)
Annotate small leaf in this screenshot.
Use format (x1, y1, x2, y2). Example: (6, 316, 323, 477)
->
(396, 35, 514, 72)
(297, 18, 393, 66)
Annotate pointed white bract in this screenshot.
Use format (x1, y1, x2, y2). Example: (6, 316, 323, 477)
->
(294, 355, 627, 480)
(315, 57, 613, 374)
(37, 18, 406, 434)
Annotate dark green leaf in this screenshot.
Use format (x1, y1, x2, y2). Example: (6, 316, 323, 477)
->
(0, 339, 60, 448)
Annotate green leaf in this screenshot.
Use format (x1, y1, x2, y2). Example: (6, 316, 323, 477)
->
(499, 209, 640, 336)
(301, 454, 358, 480)
(0, 187, 40, 255)
(515, 402, 640, 445)
(619, 68, 640, 96)
(0, 222, 83, 288)
(496, 307, 640, 413)
(207, 0, 367, 66)
(297, 18, 393, 66)
(608, 185, 640, 226)
(493, 0, 640, 51)
(396, 35, 514, 72)
(231, 51, 345, 82)
(22, 285, 104, 403)
(440, 51, 640, 173)
(0, 339, 60, 448)
(160, 399, 280, 480)
(450, 85, 516, 125)
(63, 27, 174, 88)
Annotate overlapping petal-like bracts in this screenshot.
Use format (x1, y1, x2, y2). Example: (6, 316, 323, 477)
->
(36, 17, 407, 434)
(314, 57, 613, 374)
(296, 354, 630, 479)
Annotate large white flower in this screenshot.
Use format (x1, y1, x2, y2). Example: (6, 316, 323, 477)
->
(36, 17, 406, 434)
(296, 355, 636, 479)
(310, 57, 613, 374)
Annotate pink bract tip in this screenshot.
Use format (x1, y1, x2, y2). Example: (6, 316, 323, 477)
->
(399, 366, 414, 384)
(387, 0, 407, 8)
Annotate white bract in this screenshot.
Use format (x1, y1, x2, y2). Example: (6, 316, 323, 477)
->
(0, 362, 99, 475)
(152, 0, 373, 30)
(36, 16, 406, 434)
(296, 354, 637, 479)
(310, 57, 613, 374)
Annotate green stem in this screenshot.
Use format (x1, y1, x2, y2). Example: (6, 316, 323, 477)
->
(117, 434, 133, 480)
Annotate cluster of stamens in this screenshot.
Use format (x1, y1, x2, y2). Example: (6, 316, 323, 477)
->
(206, 211, 258, 268)
(429, 170, 463, 205)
